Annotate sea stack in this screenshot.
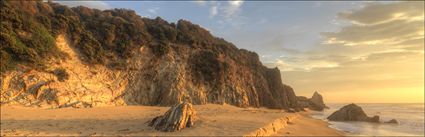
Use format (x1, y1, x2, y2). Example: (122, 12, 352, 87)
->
(309, 91, 328, 111)
(297, 91, 328, 111)
(327, 103, 380, 123)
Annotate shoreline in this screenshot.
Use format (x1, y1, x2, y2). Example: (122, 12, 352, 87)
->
(1, 104, 343, 136)
(274, 111, 344, 136)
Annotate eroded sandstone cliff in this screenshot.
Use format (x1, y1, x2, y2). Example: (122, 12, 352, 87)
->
(0, 1, 299, 110)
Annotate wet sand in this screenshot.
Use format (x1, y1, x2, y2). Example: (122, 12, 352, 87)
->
(274, 112, 344, 136)
(1, 104, 342, 136)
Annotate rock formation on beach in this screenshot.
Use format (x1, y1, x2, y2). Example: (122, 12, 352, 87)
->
(0, 1, 299, 110)
(149, 102, 196, 132)
(385, 119, 399, 124)
(327, 103, 380, 123)
(297, 91, 328, 111)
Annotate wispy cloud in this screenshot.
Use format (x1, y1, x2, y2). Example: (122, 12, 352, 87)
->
(223, 1, 244, 19)
(194, 1, 244, 20)
(323, 2, 424, 47)
(147, 7, 160, 14)
(56, 1, 111, 10)
(271, 1, 424, 102)
(193, 0, 207, 6)
(210, 5, 218, 18)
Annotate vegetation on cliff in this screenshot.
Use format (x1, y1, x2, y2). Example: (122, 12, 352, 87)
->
(0, 1, 235, 73)
(1, 1, 301, 110)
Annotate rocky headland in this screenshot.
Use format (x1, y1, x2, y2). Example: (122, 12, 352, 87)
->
(1, 1, 299, 110)
(0, 1, 347, 136)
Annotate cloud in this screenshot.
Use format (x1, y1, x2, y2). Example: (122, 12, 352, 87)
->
(193, 0, 207, 6)
(269, 1, 424, 103)
(266, 58, 340, 72)
(147, 7, 160, 14)
(210, 5, 218, 18)
(323, 2, 424, 47)
(56, 1, 111, 10)
(194, 1, 244, 20)
(223, 1, 244, 19)
(283, 51, 423, 94)
(338, 1, 424, 25)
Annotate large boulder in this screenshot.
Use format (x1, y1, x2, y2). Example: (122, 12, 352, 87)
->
(148, 102, 196, 132)
(385, 119, 399, 124)
(327, 103, 380, 123)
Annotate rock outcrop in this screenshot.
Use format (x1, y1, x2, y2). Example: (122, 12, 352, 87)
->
(0, 1, 300, 110)
(385, 119, 399, 124)
(148, 102, 196, 132)
(327, 103, 380, 123)
(296, 91, 328, 111)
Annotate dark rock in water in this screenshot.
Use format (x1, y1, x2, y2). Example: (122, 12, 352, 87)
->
(385, 119, 399, 124)
(149, 102, 196, 132)
(296, 91, 328, 111)
(327, 103, 380, 123)
(368, 115, 380, 123)
(309, 91, 328, 111)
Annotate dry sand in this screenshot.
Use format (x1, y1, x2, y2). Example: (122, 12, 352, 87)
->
(1, 104, 342, 136)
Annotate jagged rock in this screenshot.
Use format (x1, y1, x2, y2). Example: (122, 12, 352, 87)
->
(385, 119, 399, 124)
(296, 92, 328, 111)
(148, 102, 196, 132)
(308, 91, 328, 111)
(37, 88, 59, 105)
(296, 96, 310, 108)
(327, 103, 380, 123)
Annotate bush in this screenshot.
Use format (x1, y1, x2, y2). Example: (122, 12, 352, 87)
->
(0, 1, 240, 74)
(189, 50, 228, 83)
(150, 42, 170, 57)
(52, 68, 69, 82)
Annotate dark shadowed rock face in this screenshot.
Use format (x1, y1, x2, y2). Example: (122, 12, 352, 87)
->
(149, 102, 196, 132)
(297, 96, 310, 108)
(327, 103, 380, 123)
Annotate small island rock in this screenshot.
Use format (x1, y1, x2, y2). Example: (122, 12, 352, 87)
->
(327, 103, 380, 123)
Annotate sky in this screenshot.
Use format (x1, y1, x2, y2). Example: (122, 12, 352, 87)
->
(57, 1, 424, 103)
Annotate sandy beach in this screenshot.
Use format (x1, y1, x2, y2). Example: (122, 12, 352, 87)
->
(1, 104, 342, 136)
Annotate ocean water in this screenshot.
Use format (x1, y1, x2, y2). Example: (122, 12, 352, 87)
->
(310, 103, 425, 136)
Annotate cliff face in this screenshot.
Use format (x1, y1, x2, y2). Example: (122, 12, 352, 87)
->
(0, 1, 298, 109)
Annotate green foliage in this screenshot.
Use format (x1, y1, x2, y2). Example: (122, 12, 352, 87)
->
(150, 42, 170, 57)
(0, 1, 241, 74)
(1, 1, 62, 73)
(189, 50, 229, 83)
